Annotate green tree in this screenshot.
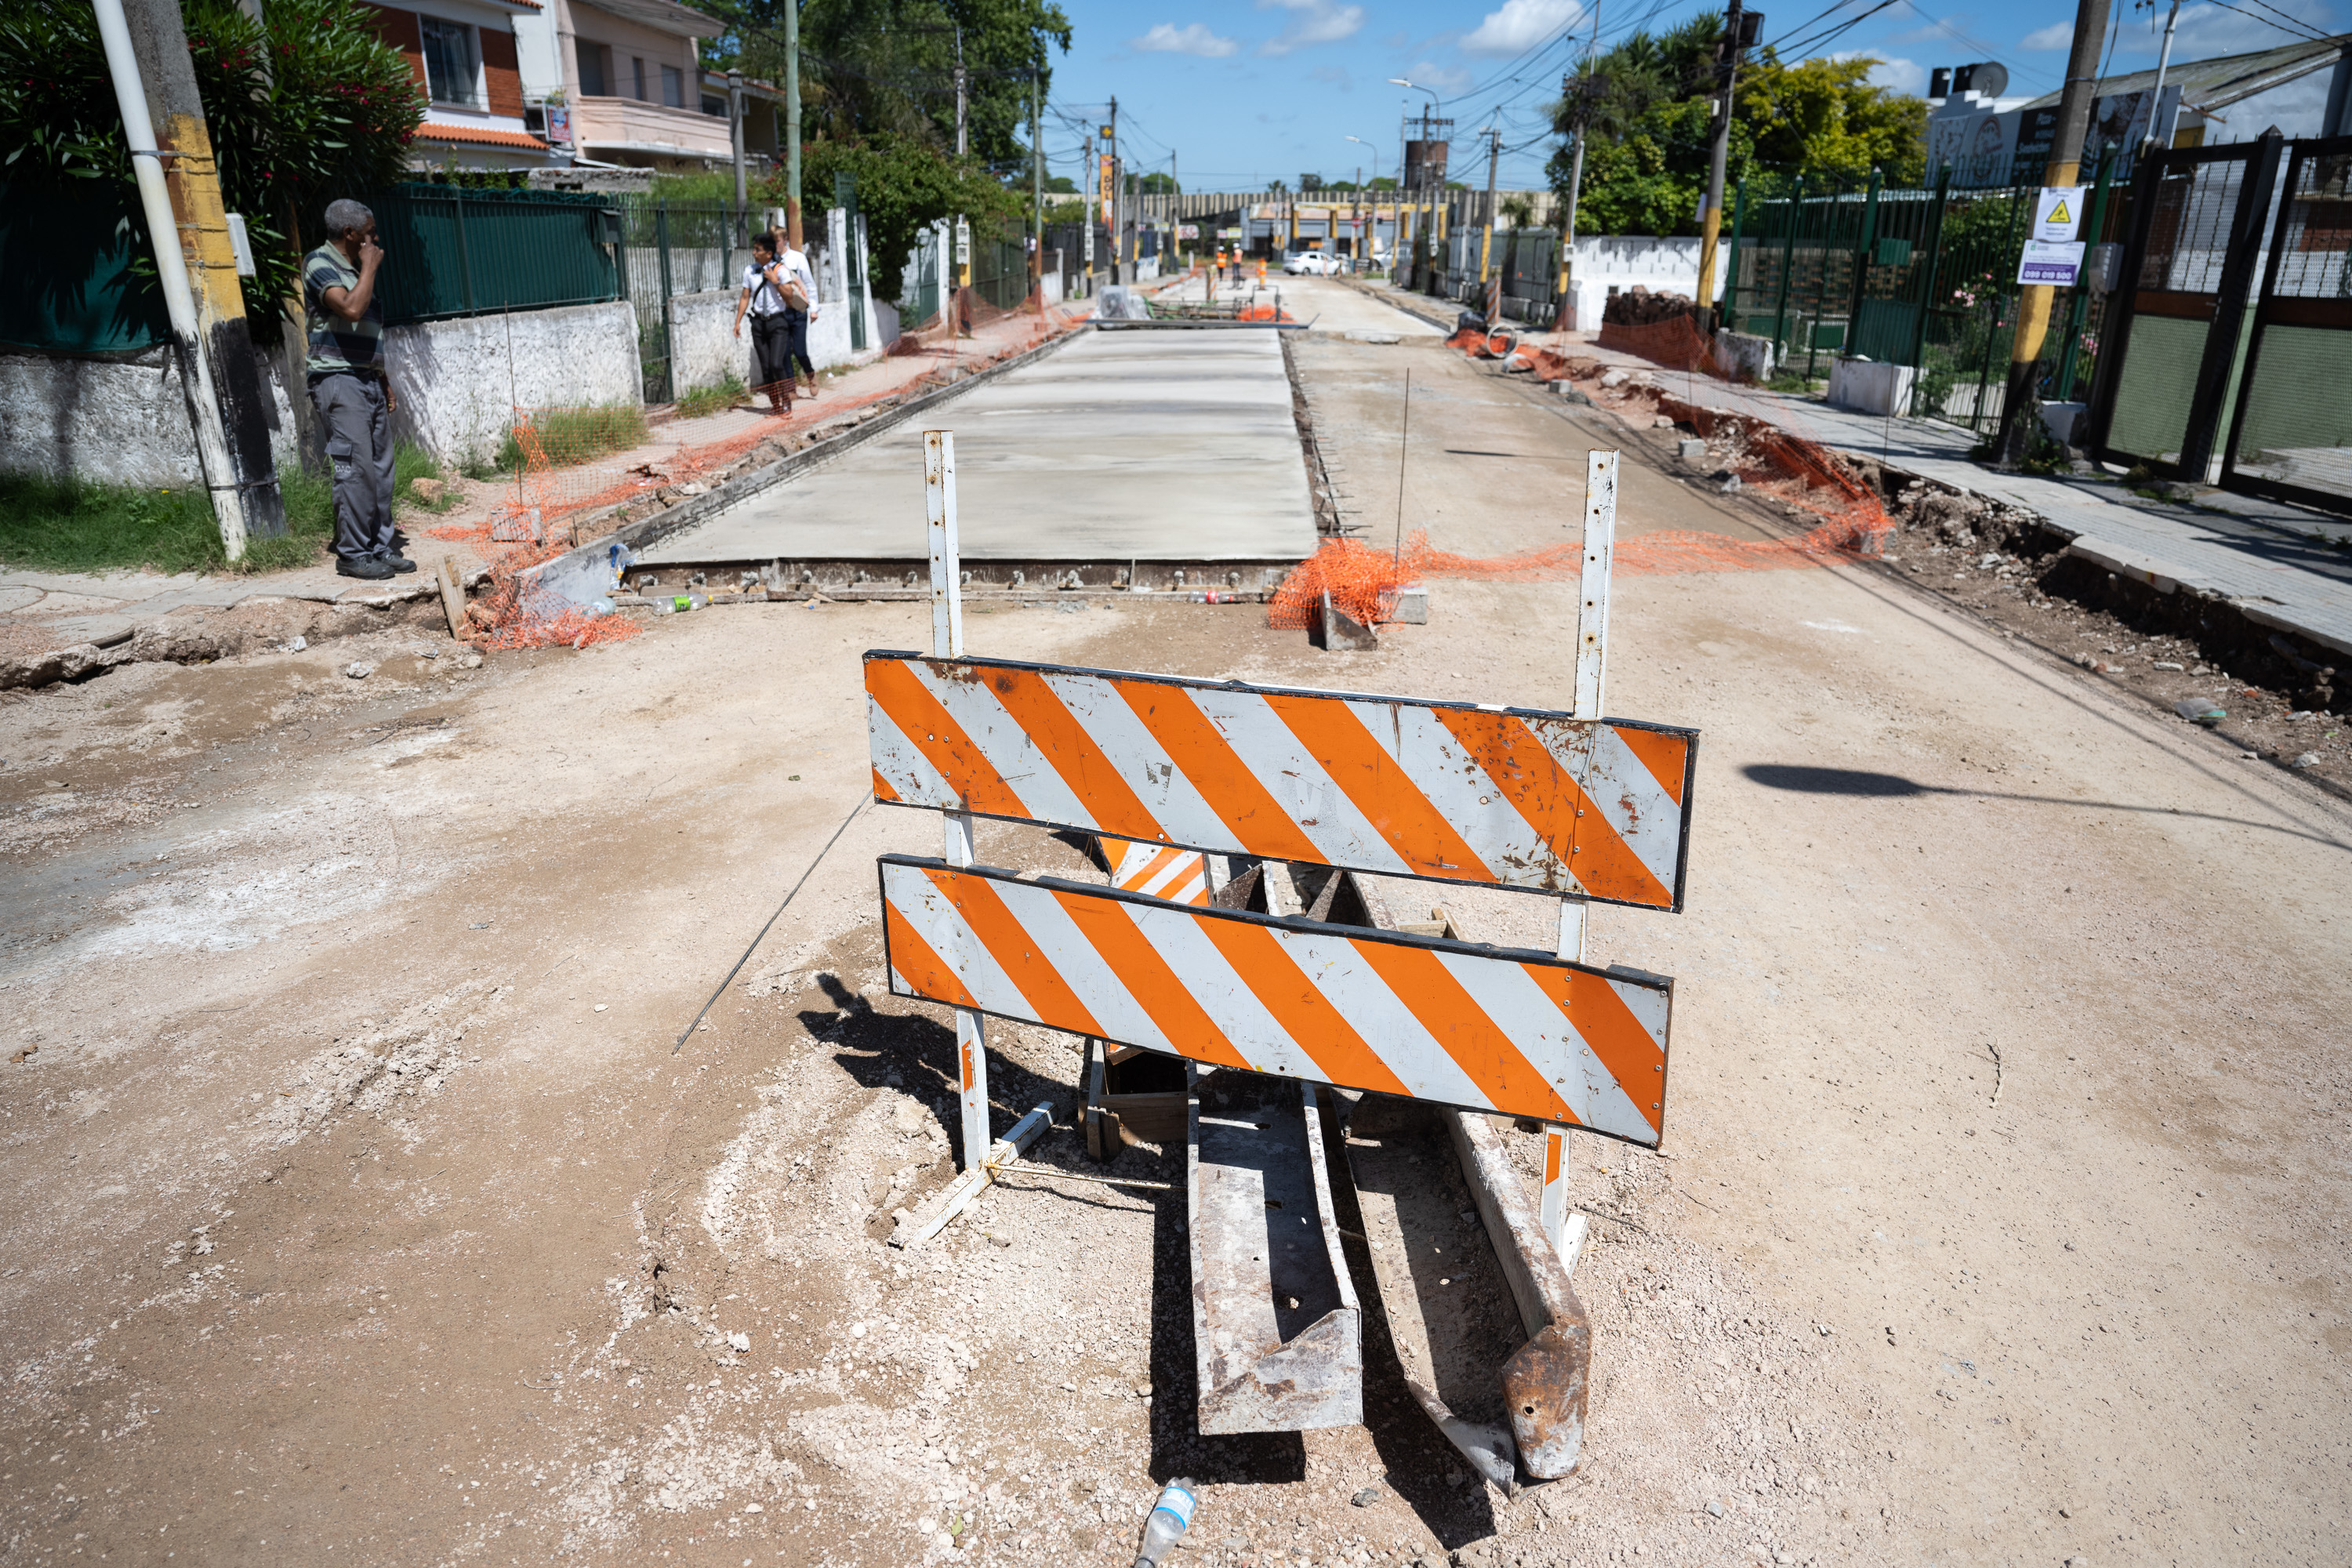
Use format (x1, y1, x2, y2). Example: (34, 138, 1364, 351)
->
(798, 132, 1018, 301)
(0, 0, 423, 341)
(1136, 170, 1178, 194)
(1546, 20, 1925, 236)
(709, 0, 1070, 176)
(1740, 56, 1926, 183)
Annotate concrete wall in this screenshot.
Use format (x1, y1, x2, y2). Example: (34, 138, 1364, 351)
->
(386, 299, 641, 467)
(0, 342, 301, 488)
(1563, 237, 1731, 333)
(668, 289, 748, 395)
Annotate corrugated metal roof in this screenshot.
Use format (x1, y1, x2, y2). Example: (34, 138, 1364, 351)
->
(2020, 34, 2350, 113)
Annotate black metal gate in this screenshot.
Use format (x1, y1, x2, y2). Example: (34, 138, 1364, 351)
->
(2221, 133, 2352, 512)
(2089, 132, 2285, 480)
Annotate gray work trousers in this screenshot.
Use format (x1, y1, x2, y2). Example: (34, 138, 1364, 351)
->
(309, 372, 396, 562)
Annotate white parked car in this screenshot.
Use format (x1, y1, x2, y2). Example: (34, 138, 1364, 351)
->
(1282, 250, 1345, 276)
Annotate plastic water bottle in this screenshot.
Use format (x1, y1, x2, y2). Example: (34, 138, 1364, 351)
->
(1132, 1477, 1198, 1568)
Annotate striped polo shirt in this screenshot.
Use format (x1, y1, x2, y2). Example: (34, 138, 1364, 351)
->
(303, 242, 383, 376)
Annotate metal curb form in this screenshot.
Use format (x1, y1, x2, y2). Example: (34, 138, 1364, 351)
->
(1340, 880, 1593, 1490)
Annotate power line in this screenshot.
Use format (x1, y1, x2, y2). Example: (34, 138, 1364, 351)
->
(2203, 0, 2336, 43)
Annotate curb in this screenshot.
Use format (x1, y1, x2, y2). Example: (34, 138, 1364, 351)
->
(518, 324, 1091, 601)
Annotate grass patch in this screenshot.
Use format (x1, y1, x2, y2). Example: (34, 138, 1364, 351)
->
(675, 374, 749, 420)
(394, 442, 456, 512)
(0, 439, 446, 576)
(496, 404, 651, 473)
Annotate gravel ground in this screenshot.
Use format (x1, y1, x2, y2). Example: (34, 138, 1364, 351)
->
(3, 332, 2347, 1568)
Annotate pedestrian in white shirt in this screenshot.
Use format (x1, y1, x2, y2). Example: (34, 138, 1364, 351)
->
(732, 231, 822, 409)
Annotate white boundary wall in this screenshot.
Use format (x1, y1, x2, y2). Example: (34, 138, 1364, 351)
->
(1562, 238, 1732, 333)
(0, 344, 300, 488)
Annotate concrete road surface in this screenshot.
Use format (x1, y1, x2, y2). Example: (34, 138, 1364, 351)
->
(1160, 271, 1450, 338)
(642, 327, 1319, 568)
(3, 324, 2347, 1568)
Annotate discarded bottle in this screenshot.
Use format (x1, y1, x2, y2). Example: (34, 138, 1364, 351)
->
(1132, 1478, 1197, 1568)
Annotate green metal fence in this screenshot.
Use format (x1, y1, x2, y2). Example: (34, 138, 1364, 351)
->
(969, 217, 1029, 312)
(367, 183, 623, 325)
(615, 198, 756, 404)
(1726, 153, 2129, 432)
(0, 180, 170, 353)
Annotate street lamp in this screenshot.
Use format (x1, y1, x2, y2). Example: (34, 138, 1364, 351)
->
(1345, 135, 1381, 272)
(1388, 78, 1442, 290)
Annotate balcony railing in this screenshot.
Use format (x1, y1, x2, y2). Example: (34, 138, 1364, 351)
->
(568, 95, 733, 157)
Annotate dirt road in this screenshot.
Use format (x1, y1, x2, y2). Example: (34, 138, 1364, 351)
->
(5, 328, 2348, 1568)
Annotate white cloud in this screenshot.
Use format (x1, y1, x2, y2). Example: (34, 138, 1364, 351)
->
(1132, 21, 1240, 56)
(2021, 22, 2074, 49)
(1834, 49, 1927, 93)
(1258, 0, 1365, 56)
(1461, 0, 1585, 56)
(1401, 59, 1475, 94)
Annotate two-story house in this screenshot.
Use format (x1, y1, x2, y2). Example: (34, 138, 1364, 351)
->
(365, 0, 563, 170)
(512, 0, 750, 170)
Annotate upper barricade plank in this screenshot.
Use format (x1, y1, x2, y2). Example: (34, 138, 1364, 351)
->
(863, 652, 1698, 912)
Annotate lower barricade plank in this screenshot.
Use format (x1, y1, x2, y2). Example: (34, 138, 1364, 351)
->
(878, 855, 1674, 1148)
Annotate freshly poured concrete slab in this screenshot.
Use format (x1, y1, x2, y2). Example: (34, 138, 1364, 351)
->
(640, 329, 1317, 565)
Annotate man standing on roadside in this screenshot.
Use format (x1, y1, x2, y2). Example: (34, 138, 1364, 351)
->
(303, 198, 409, 582)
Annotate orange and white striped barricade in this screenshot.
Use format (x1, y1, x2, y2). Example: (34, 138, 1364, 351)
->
(862, 658, 1694, 914)
(879, 857, 1672, 1142)
(883, 451, 1676, 1232)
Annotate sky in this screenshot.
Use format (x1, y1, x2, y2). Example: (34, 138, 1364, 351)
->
(1033, 0, 2344, 194)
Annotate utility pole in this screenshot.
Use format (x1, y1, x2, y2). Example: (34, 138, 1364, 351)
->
(2143, 0, 2183, 147)
(1107, 96, 1121, 284)
(953, 27, 968, 299)
(1082, 133, 1096, 296)
(783, 0, 801, 246)
(1031, 71, 1044, 308)
(1478, 126, 1501, 321)
(106, 0, 284, 556)
(728, 67, 746, 212)
(1696, 0, 1755, 329)
(953, 27, 967, 156)
(1996, 0, 2114, 465)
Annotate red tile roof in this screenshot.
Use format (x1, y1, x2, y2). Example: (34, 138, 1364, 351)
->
(415, 123, 553, 151)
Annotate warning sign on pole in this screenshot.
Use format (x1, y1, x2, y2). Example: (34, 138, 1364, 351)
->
(879, 857, 1674, 1145)
(2033, 187, 2084, 244)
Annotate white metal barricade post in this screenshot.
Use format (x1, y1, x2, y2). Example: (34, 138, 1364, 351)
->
(1541, 448, 1617, 1254)
(924, 430, 993, 1174)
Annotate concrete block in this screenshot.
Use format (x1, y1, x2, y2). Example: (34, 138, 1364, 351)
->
(1312, 591, 1379, 651)
(2040, 401, 2087, 447)
(1825, 357, 1918, 417)
(1676, 437, 1708, 462)
(1712, 330, 1776, 383)
(1387, 584, 1428, 624)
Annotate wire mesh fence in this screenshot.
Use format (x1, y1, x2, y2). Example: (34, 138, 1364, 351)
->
(2223, 137, 2352, 509)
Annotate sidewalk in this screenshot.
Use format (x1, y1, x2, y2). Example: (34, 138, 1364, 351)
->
(0, 303, 1076, 676)
(1494, 317, 2352, 660)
